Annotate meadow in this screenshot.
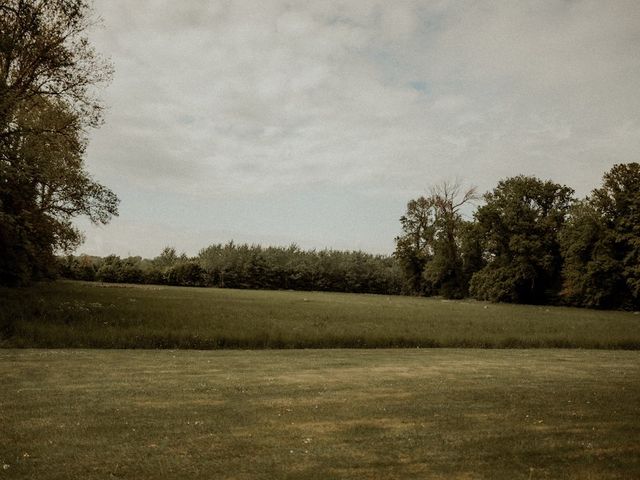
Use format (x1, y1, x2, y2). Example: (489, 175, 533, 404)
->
(1, 281, 639, 349)
(1, 348, 639, 479)
(3, 282, 640, 478)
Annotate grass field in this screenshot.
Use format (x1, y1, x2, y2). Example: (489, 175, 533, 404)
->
(1, 281, 639, 349)
(1, 348, 639, 479)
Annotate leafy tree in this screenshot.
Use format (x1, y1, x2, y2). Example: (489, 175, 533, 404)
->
(165, 262, 205, 287)
(197, 242, 403, 294)
(470, 176, 575, 304)
(394, 196, 437, 294)
(57, 243, 404, 295)
(95, 255, 121, 283)
(560, 163, 640, 309)
(458, 220, 485, 290)
(152, 247, 181, 270)
(0, 0, 117, 285)
(593, 163, 640, 306)
(62, 253, 96, 281)
(395, 181, 477, 297)
(424, 182, 478, 298)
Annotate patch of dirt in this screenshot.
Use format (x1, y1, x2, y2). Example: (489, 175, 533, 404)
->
(132, 398, 225, 408)
(282, 417, 428, 435)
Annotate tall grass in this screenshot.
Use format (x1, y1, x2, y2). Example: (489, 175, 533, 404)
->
(1, 280, 639, 349)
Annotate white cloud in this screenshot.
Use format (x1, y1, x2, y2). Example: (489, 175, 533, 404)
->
(79, 0, 640, 256)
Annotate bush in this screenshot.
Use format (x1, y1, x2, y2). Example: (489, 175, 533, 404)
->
(470, 267, 520, 303)
(165, 262, 205, 287)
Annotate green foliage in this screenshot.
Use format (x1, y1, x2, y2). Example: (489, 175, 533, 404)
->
(165, 262, 205, 287)
(394, 196, 437, 294)
(59, 243, 404, 295)
(198, 242, 403, 294)
(458, 220, 485, 288)
(0, 0, 117, 286)
(94, 255, 144, 284)
(561, 163, 640, 309)
(58, 254, 97, 281)
(470, 176, 575, 304)
(152, 247, 182, 270)
(396, 167, 639, 309)
(395, 183, 477, 298)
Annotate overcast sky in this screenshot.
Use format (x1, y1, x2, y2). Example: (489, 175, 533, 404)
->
(77, 0, 640, 258)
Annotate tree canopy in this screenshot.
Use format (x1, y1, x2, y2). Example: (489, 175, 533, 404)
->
(469, 176, 575, 304)
(0, 0, 118, 285)
(394, 181, 477, 298)
(395, 167, 639, 310)
(561, 163, 640, 309)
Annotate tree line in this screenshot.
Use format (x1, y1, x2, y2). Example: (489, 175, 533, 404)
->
(394, 163, 640, 310)
(2, 2, 639, 310)
(59, 243, 405, 295)
(57, 161, 640, 310)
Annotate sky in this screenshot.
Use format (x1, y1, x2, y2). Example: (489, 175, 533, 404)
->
(77, 0, 640, 258)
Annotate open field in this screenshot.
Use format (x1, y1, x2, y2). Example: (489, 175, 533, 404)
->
(1, 348, 639, 479)
(1, 281, 639, 349)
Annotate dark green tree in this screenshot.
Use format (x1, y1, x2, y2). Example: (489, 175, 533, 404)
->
(152, 247, 181, 270)
(0, 0, 117, 285)
(560, 163, 640, 309)
(458, 220, 485, 290)
(394, 196, 437, 294)
(424, 182, 478, 298)
(470, 176, 575, 304)
(166, 262, 205, 287)
(395, 182, 477, 298)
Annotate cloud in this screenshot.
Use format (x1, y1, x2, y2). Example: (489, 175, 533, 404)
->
(79, 0, 640, 256)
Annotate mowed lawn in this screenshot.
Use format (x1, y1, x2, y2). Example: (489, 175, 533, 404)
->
(0, 349, 639, 479)
(1, 281, 640, 349)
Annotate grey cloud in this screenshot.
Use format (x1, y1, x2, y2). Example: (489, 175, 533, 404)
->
(79, 0, 640, 255)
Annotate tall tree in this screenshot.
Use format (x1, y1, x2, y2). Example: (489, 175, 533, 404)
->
(458, 219, 485, 291)
(395, 181, 477, 298)
(394, 195, 437, 294)
(470, 176, 574, 304)
(0, 0, 117, 285)
(560, 163, 640, 309)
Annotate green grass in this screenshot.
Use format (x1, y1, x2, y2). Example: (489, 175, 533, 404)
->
(1, 348, 639, 479)
(1, 280, 639, 349)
